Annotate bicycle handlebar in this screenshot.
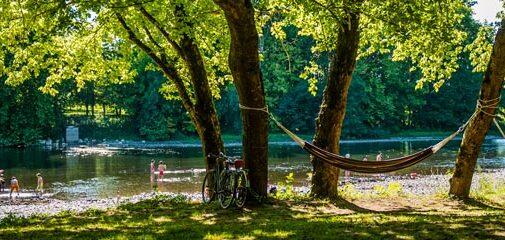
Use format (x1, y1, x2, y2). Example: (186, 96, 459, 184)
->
(207, 152, 239, 161)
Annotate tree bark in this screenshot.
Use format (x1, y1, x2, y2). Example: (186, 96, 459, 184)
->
(449, 21, 505, 198)
(91, 90, 95, 117)
(102, 103, 106, 119)
(175, 4, 224, 170)
(311, 1, 361, 199)
(214, 0, 269, 197)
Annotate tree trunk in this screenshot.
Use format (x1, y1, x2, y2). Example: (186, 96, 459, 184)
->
(91, 96, 95, 117)
(102, 103, 106, 119)
(214, 0, 269, 197)
(90, 83, 95, 117)
(449, 21, 505, 198)
(311, 1, 361, 199)
(176, 4, 225, 170)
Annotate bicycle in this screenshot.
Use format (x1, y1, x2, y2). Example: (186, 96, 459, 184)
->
(201, 152, 249, 209)
(201, 153, 224, 204)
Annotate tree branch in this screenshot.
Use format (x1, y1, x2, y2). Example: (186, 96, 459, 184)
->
(107, 0, 155, 9)
(115, 13, 195, 113)
(137, 6, 185, 57)
(142, 24, 163, 51)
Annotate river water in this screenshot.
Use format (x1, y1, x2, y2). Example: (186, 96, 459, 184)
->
(1, 138, 504, 200)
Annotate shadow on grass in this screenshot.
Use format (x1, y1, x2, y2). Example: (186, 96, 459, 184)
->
(1, 197, 504, 240)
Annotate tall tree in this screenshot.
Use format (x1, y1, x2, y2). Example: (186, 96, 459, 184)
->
(310, 0, 361, 198)
(450, 20, 505, 198)
(272, 0, 468, 198)
(114, 2, 226, 170)
(213, 0, 269, 197)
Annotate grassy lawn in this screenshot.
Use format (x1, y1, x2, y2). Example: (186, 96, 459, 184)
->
(1, 195, 504, 240)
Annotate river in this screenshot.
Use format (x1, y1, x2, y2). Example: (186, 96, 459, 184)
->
(1, 138, 504, 200)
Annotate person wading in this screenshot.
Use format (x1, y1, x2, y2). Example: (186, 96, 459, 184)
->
(10, 176, 20, 201)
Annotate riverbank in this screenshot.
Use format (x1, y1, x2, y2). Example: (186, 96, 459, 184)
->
(1, 169, 503, 221)
(3, 132, 502, 148)
(1, 192, 504, 239)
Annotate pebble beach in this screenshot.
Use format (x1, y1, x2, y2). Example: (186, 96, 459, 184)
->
(1, 168, 503, 220)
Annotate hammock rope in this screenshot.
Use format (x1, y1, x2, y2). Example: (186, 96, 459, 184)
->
(238, 97, 501, 173)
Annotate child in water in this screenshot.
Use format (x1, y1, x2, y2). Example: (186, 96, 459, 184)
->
(36, 173, 44, 197)
(157, 161, 166, 181)
(150, 160, 155, 174)
(10, 176, 19, 200)
(0, 173, 5, 192)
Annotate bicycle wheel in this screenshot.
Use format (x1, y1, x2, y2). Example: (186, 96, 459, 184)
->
(218, 170, 234, 209)
(234, 170, 248, 208)
(202, 170, 215, 203)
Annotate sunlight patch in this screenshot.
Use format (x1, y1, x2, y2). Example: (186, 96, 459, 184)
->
(204, 233, 233, 240)
(252, 229, 293, 238)
(153, 216, 173, 223)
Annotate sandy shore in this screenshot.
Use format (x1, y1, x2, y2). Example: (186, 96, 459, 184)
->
(1, 169, 503, 220)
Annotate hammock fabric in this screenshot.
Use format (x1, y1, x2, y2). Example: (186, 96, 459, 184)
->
(271, 115, 466, 173)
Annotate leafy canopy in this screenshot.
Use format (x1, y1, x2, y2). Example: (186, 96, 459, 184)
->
(0, 0, 231, 99)
(262, 0, 470, 93)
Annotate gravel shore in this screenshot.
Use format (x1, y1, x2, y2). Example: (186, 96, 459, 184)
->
(1, 169, 503, 220)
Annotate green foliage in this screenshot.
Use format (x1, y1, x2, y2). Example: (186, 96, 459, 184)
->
(338, 183, 363, 200)
(266, 0, 470, 91)
(467, 25, 495, 72)
(0, 74, 65, 145)
(373, 182, 405, 197)
(275, 172, 307, 200)
(471, 174, 505, 207)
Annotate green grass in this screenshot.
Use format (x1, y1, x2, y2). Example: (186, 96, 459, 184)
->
(1, 195, 504, 240)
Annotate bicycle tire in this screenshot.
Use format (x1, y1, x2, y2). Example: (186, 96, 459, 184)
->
(234, 170, 248, 208)
(219, 170, 234, 209)
(202, 171, 215, 203)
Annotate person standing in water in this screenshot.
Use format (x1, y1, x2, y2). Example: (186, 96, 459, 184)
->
(0, 173, 5, 192)
(376, 152, 384, 177)
(36, 173, 44, 197)
(150, 160, 155, 174)
(344, 153, 351, 182)
(10, 176, 19, 200)
(157, 161, 166, 182)
(376, 152, 383, 161)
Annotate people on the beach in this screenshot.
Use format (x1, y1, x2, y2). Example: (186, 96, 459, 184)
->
(150, 160, 155, 174)
(376, 152, 383, 161)
(157, 161, 166, 181)
(363, 155, 369, 161)
(0, 173, 5, 192)
(10, 176, 20, 200)
(36, 173, 44, 197)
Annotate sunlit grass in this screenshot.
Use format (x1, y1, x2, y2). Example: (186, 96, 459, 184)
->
(471, 173, 505, 207)
(0, 193, 504, 239)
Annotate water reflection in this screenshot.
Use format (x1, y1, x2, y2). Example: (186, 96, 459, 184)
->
(0, 138, 504, 200)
